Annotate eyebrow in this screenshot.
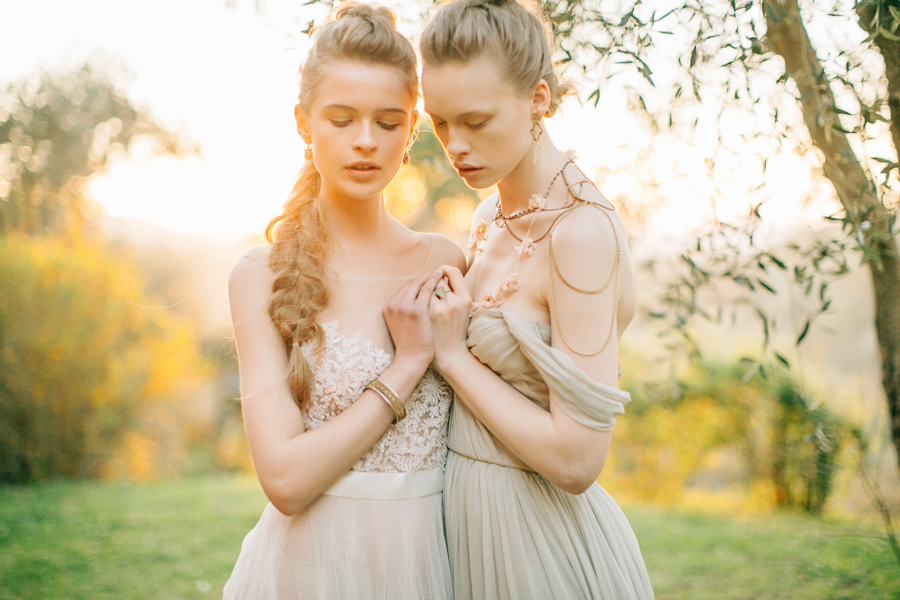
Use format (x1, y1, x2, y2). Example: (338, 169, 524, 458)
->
(457, 111, 490, 119)
(321, 104, 408, 115)
(427, 110, 491, 121)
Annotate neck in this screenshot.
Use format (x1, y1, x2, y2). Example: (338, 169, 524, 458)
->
(319, 181, 391, 247)
(496, 134, 569, 216)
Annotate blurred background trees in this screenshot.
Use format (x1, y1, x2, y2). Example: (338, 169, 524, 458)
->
(607, 360, 848, 514)
(0, 62, 196, 234)
(0, 60, 217, 483)
(0, 235, 209, 482)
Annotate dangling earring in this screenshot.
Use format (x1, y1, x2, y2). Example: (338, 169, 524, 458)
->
(530, 119, 543, 165)
(304, 145, 313, 161)
(403, 151, 410, 165)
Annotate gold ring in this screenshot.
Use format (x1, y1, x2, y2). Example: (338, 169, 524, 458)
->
(434, 286, 447, 299)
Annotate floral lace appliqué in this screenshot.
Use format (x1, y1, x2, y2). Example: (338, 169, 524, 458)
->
(301, 321, 452, 473)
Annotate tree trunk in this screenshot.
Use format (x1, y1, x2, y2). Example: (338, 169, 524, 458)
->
(764, 0, 900, 472)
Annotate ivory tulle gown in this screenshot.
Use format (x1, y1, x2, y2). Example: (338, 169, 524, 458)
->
(444, 307, 655, 600)
(224, 242, 454, 600)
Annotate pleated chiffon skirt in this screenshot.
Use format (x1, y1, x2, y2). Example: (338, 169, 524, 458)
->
(443, 308, 655, 600)
(224, 493, 452, 600)
(444, 451, 654, 600)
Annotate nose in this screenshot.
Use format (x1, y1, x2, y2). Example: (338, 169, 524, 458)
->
(353, 120, 377, 154)
(445, 127, 469, 160)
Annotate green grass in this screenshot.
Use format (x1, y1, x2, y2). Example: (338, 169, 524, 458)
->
(0, 476, 268, 600)
(0, 475, 897, 599)
(629, 506, 899, 600)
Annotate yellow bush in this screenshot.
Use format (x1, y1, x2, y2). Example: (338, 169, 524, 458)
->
(0, 234, 211, 482)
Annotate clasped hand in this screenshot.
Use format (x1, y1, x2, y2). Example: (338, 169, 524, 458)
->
(427, 266, 473, 374)
(382, 266, 473, 375)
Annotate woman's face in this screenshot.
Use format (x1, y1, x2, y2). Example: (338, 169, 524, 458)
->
(298, 60, 417, 202)
(422, 55, 536, 190)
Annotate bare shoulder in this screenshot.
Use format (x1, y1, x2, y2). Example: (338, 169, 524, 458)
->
(551, 202, 623, 256)
(550, 203, 625, 289)
(229, 245, 274, 291)
(423, 232, 467, 273)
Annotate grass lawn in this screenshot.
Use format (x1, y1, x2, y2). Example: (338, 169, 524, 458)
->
(0, 475, 897, 599)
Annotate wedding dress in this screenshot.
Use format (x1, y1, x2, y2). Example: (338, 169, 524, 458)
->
(224, 243, 454, 600)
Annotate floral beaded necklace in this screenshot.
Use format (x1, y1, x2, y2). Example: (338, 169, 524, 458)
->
(492, 158, 575, 230)
(467, 151, 614, 313)
(467, 150, 621, 360)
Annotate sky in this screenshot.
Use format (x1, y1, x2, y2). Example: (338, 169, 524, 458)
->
(0, 0, 837, 240)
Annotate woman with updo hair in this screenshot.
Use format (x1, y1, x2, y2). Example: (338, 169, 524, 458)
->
(419, 0, 655, 598)
(223, 4, 463, 598)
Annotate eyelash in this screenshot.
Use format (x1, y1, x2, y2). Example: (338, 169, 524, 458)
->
(431, 120, 486, 130)
(330, 120, 399, 131)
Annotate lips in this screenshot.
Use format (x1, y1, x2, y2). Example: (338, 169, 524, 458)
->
(346, 162, 381, 180)
(454, 163, 483, 177)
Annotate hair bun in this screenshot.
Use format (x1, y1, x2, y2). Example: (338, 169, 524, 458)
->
(334, 2, 397, 27)
(422, 0, 572, 117)
(471, 0, 527, 9)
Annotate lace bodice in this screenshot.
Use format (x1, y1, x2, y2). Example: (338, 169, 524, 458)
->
(301, 321, 452, 473)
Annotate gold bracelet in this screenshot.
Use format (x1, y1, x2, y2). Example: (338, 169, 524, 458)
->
(365, 379, 406, 424)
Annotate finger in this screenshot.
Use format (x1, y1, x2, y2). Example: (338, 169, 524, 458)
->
(416, 270, 444, 303)
(394, 272, 432, 308)
(437, 266, 471, 300)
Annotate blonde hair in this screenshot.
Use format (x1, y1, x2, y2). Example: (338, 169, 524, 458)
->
(266, 3, 417, 410)
(420, 0, 573, 116)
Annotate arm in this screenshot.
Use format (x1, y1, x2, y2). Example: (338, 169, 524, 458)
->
(429, 209, 627, 494)
(230, 254, 441, 515)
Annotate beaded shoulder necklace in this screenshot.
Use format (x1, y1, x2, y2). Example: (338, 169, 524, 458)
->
(467, 152, 621, 358)
(492, 159, 574, 229)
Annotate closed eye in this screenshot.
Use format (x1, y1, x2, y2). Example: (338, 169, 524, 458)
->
(331, 120, 351, 127)
(379, 122, 400, 131)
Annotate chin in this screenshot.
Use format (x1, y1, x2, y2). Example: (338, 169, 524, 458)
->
(462, 170, 500, 191)
(326, 175, 391, 200)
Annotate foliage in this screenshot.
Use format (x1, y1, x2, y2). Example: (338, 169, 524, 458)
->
(0, 475, 897, 599)
(0, 60, 197, 235)
(0, 234, 211, 483)
(769, 377, 847, 513)
(606, 362, 848, 514)
(646, 207, 851, 364)
(376, 121, 484, 243)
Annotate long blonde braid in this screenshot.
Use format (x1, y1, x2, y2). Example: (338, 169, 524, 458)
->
(265, 3, 418, 410)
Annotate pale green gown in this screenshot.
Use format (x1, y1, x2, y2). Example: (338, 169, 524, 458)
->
(444, 307, 654, 600)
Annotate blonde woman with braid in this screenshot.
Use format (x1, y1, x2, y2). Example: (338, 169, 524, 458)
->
(416, 0, 655, 598)
(223, 5, 463, 599)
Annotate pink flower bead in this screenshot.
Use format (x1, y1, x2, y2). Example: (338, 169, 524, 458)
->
(528, 194, 547, 210)
(515, 238, 536, 256)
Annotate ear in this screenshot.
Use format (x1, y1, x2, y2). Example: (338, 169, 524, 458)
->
(294, 104, 312, 145)
(530, 79, 552, 119)
(407, 109, 419, 146)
